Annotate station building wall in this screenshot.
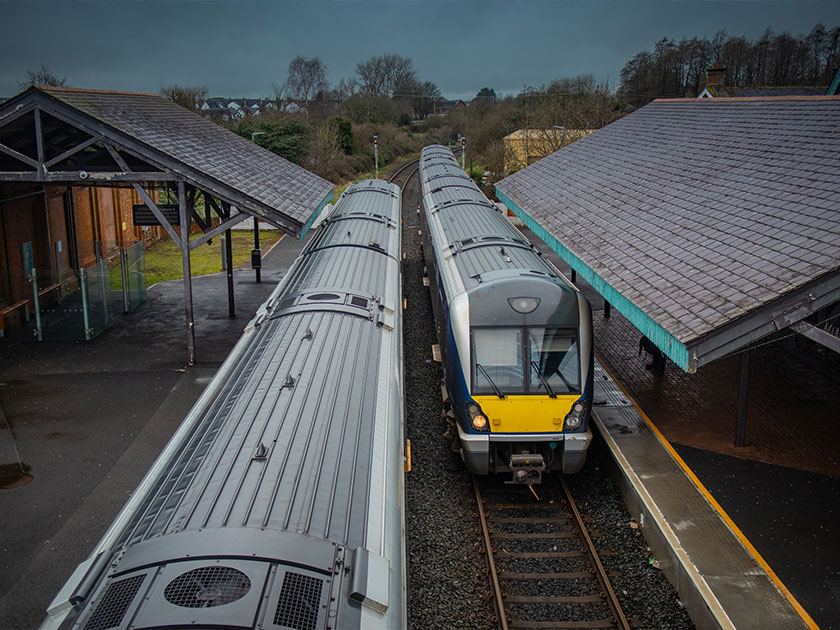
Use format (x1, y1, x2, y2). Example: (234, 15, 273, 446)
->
(0, 183, 164, 312)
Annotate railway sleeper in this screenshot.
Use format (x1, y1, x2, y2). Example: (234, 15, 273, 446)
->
(499, 571, 593, 580)
(508, 620, 616, 629)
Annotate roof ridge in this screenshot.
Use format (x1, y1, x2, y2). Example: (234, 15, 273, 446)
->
(37, 85, 159, 97)
(655, 95, 840, 103)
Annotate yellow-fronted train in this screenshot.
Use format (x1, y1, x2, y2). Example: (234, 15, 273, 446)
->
(419, 145, 594, 484)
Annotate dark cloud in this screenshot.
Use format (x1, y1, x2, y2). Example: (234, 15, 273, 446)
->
(1, 0, 838, 99)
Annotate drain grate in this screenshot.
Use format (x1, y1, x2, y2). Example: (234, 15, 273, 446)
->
(164, 566, 250, 608)
(274, 572, 323, 630)
(84, 574, 146, 630)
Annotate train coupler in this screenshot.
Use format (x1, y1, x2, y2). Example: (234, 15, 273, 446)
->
(505, 453, 545, 485)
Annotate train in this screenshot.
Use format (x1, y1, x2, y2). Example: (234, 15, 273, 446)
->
(419, 145, 594, 484)
(42, 179, 405, 630)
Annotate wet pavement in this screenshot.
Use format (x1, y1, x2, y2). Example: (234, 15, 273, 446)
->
(0, 232, 305, 629)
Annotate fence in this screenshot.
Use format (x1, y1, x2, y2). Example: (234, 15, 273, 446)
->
(4, 241, 146, 341)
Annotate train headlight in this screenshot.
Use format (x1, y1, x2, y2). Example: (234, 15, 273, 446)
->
(563, 401, 586, 430)
(466, 402, 489, 431)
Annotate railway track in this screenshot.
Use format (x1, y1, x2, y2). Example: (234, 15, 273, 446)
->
(387, 145, 463, 185)
(388, 157, 419, 185)
(474, 475, 630, 630)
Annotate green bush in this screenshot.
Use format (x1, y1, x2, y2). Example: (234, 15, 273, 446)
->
(227, 116, 313, 165)
(328, 116, 354, 155)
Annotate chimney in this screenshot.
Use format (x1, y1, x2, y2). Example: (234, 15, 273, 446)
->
(706, 65, 727, 87)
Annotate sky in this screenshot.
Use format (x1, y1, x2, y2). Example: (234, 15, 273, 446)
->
(1, 0, 839, 101)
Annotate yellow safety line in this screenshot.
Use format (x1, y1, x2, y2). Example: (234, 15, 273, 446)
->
(405, 439, 412, 473)
(595, 354, 820, 630)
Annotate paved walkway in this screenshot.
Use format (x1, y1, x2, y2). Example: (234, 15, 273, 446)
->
(0, 234, 305, 629)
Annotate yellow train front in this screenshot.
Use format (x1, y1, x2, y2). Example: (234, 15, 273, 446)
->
(420, 145, 593, 484)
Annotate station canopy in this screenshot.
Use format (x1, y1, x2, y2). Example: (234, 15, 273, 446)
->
(0, 86, 334, 364)
(0, 86, 333, 236)
(496, 96, 840, 373)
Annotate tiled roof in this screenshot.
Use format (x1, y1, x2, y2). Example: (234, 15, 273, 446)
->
(38, 87, 333, 231)
(496, 97, 840, 367)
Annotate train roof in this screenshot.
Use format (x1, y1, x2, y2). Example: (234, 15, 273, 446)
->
(420, 146, 571, 296)
(112, 180, 400, 551)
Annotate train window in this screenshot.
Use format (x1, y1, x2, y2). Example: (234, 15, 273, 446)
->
(528, 328, 580, 394)
(472, 328, 525, 394)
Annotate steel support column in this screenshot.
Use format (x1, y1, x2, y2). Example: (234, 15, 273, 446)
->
(179, 181, 196, 365)
(253, 216, 261, 283)
(225, 227, 235, 318)
(734, 349, 750, 447)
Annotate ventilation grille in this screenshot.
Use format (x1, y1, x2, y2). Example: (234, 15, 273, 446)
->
(84, 574, 146, 630)
(163, 566, 250, 609)
(273, 572, 324, 630)
(350, 296, 369, 308)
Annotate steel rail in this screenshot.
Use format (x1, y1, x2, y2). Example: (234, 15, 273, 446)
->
(475, 475, 631, 630)
(387, 158, 419, 185)
(559, 477, 631, 630)
(474, 476, 510, 630)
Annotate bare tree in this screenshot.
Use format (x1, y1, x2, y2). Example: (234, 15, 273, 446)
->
(336, 77, 359, 100)
(160, 85, 208, 113)
(356, 54, 418, 97)
(18, 64, 66, 90)
(285, 56, 327, 114)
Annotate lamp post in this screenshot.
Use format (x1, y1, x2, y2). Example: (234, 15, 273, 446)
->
(373, 135, 379, 179)
(552, 125, 566, 149)
(460, 135, 467, 170)
(250, 131, 266, 282)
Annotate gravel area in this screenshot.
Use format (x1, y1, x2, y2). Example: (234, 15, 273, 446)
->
(566, 436, 694, 629)
(401, 167, 693, 629)
(402, 172, 496, 629)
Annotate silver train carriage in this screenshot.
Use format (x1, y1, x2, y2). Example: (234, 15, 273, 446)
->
(42, 180, 405, 630)
(419, 145, 593, 483)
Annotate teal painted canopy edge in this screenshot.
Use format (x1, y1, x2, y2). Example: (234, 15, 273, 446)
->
(495, 186, 692, 372)
(298, 187, 335, 240)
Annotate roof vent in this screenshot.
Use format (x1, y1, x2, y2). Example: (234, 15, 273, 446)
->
(307, 293, 340, 301)
(84, 574, 146, 630)
(163, 566, 250, 609)
(274, 572, 323, 630)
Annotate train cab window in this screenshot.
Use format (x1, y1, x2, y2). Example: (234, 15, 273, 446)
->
(528, 328, 580, 394)
(472, 328, 525, 394)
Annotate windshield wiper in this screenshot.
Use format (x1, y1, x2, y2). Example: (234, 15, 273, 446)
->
(531, 361, 557, 398)
(476, 363, 505, 399)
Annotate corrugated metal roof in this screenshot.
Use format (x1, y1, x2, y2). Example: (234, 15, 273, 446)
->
(112, 180, 402, 549)
(496, 97, 840, 371)
(28, 87, 333, 232)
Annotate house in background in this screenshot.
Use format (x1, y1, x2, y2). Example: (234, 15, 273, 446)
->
(200, 98, 277, 121)
(438, 99, 466, 113)
(503, 128, 595, 171)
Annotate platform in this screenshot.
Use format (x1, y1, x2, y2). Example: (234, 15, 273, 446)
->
(592, 360, 813, 630)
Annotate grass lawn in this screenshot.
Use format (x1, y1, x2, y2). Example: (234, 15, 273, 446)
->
(142, 230, 283, 286)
